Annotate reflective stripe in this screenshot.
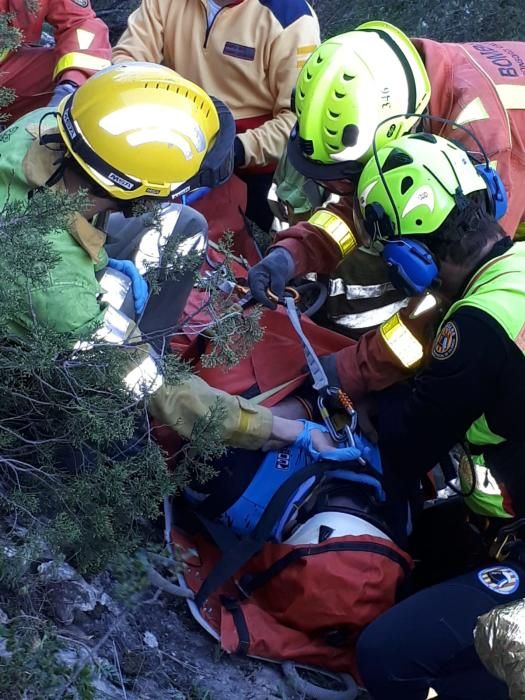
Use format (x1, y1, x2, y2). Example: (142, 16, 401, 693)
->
(496, 84, 525, 111)
(309, 210, 357, 257)
(76, 29, 95, 51)
(333, 299, 409, 330)
(409, 292, 438, 318)
(297, 45, 317, 55)
(329, 278, 395, 300)
(380, 312, 423, 368)
(124, 353, 164, 398)
(73, 305, 131, 352)
(98, 268, 132, 311)
(452, 97, 489, 127)
(0, 48, 10, 63)
(52, 52, 111, 79)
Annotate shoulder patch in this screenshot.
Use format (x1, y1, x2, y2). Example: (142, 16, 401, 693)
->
(71, 0, 89, 6)
(258, 0, 313, 28)
(478, 566, 520, 595)
(432, 320, 459, 360)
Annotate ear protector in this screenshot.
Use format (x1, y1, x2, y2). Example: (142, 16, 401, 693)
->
(364, 203, 439, 296)
(474, 163, 507, 221)
(382, 238, 439, 296)
(362, 113, 509, 296)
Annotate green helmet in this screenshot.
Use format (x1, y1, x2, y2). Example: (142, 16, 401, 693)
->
(287, 21, 431, 182)
(356, 133, 488, 237)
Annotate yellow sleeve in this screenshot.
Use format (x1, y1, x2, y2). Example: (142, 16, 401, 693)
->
(238, 12, 320, 168)
(149, 374, 273, 449)
(112, 0, 165, 65)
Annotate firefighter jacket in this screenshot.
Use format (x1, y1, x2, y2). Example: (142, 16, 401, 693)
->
(112, 0, 320, 170)
(0, 0, 111, 85)
(0, 107, 273, 449)
(377, 239, 525, 516)
(273, 38, 525, 396)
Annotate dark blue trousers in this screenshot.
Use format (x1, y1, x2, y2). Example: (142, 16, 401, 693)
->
(357, 563, 525, 699)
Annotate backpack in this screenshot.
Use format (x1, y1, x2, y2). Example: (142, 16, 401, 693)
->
(165, 422, 413, 687)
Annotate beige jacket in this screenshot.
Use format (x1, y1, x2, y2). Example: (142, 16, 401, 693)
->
(113, 0, 320, 168)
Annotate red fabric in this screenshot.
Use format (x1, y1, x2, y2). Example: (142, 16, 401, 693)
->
(235, 113, 276, 175)
(0, 0, 110, 121)
(171, 174, 354, 406)
(189, 175, 261, 266)
(413, 38, 525, 238)
(0, 47, 56, 123)
(170, 527, 412, 674)
(1, 0, 111, 74)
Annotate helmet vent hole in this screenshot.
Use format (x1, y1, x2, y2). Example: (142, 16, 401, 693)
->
(306, 71, 312, 81)
(401, 176, 414, 195)
(327, 144, 338, 151)
(409, 133, 437, 144)
(342, 124, 359, 147)
(316, 55, 323, 64)
(299, 90, 305, 99)
(416, 218, 423, 226)
(382, 148, 413, 174)
(342, 73, 354, 82)
(326, 128, 337, 136)
(328, 110, 340, 119)
(334, 90, 345, 99)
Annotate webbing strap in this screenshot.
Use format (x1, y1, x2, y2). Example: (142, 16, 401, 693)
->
(194, 460, 340, 607)
(284, 296, 329, 392)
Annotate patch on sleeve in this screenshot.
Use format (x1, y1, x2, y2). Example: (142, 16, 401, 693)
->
(432, 320, 459, 360)
(478, 566, 520, 595)
(71, 0, 89, 7)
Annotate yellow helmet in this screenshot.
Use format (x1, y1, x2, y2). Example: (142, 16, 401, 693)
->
(56, 62, 235, 200)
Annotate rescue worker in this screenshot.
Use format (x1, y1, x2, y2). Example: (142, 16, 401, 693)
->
(2, 61, 317, 453)
(112, 0, 321, 231)
(346, 132, 525, 700)
(0, 0, 111, 123)
(248, 21, 525, 399)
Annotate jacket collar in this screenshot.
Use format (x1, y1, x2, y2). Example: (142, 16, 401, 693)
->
(22, 121, 106, 264)
(461, 236, 514, 295)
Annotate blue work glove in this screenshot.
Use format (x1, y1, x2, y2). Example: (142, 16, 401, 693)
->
(248, 247, 295, 309)
(107, 258, 149, 316)
(294, 420, 363, 464)
(295, 420, 385, 502)
(47, 80, 78, 108)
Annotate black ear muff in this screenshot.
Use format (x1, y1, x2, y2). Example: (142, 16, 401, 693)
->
(475, 164, 508, 221)
(364, 202, 395, 241)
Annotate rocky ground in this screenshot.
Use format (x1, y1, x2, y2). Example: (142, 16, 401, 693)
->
(30, 2, 524, 698)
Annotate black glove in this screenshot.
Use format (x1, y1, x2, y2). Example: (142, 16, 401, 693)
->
(248, 247, 295, 309)
(47, 80, 78, 108)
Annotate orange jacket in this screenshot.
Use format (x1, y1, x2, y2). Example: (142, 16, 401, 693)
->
(416, 38, 525, 238)
(0, 0, 111, 85)
(112, 0, 320, 169)
(273, 39, 525, 399)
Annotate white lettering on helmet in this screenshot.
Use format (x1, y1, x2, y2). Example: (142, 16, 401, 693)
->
(62, 110, 77, 141)
(108, 172, 134, 190)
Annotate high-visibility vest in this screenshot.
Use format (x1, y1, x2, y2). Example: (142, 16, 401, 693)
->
(445, 243, 525, 516)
